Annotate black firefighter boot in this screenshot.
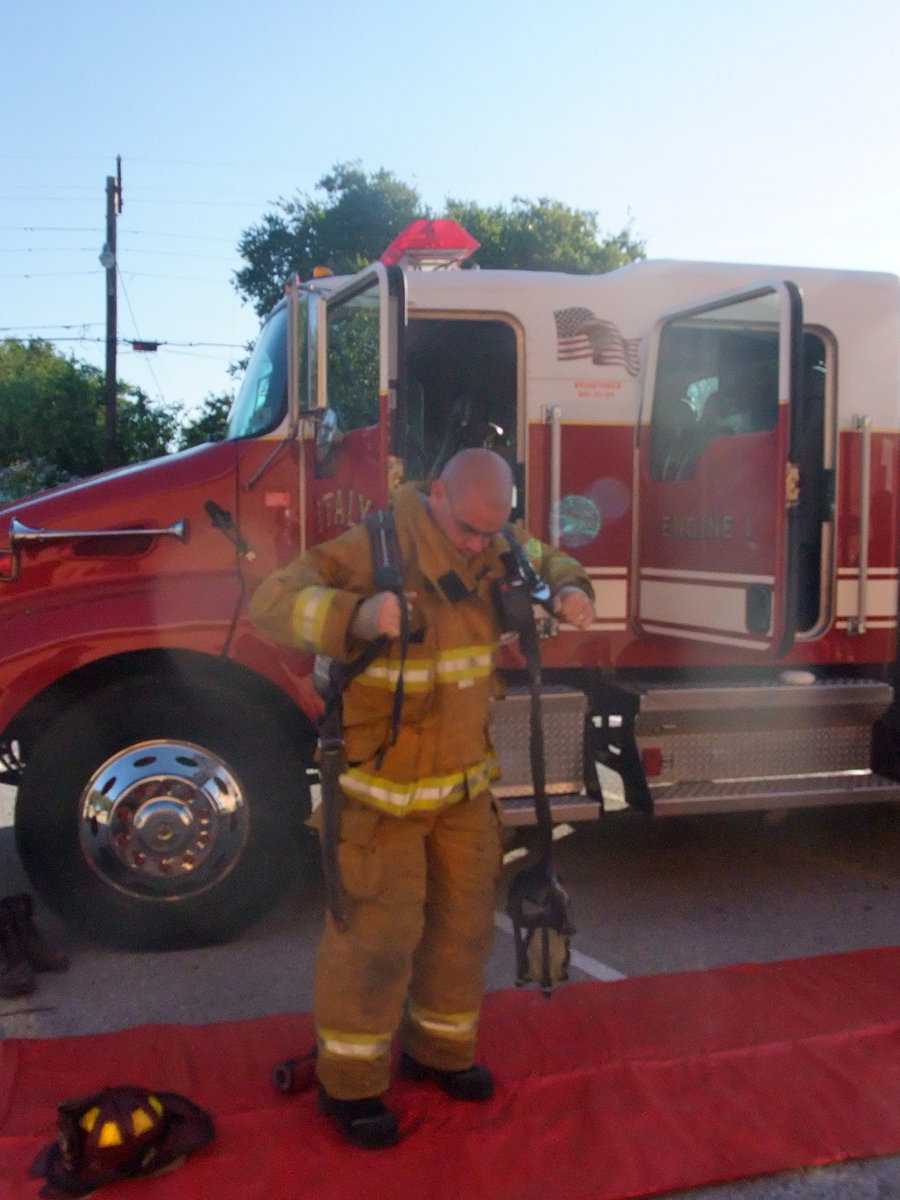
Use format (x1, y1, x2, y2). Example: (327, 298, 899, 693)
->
(1, 894, 69, 973)
(0, 906, 35, 998)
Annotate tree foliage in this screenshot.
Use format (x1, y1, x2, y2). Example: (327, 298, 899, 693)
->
(177, 393, 232, 449)
(235, 163, 422, 317)
(0, 339, 106, 485)
(444, 196, 644, 273)
(118, 391, 182, 464)
(0, 457, 71, 504)
(0, 339, 185, 502)
(234, 161, 645, 317)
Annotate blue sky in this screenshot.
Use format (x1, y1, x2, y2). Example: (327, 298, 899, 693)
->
(3, 0, 899, 416)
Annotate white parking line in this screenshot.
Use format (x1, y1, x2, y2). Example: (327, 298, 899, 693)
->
(493, 912, 627, 982)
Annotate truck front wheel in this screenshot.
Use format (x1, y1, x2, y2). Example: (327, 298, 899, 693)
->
(14, 675, 315, 950)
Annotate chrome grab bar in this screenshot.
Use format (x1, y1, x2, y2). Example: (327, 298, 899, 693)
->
(9, 517, 188, 546)
(848, 414, 871, 636)
(544, 405, 562, 545)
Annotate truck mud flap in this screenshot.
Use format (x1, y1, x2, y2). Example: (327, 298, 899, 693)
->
(871, 698, 900, 780)
(584, 684, 653, 815)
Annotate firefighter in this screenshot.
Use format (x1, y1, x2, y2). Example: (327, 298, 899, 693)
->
(249, 449, 594, 1148)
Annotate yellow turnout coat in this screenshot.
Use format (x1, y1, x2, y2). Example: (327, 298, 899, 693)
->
(249, 482, 593, 817)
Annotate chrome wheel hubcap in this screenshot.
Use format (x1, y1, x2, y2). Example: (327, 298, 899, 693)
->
(78, 740, 248, 901)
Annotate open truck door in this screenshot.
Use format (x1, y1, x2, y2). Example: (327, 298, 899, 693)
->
(291, 262, 406, 545)
(634, 282, 804, 656)
(232, 261, 406, 582)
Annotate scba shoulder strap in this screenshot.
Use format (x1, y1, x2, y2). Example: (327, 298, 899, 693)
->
(363, 509, 407, 763)
(320, 508, 405, 696)
(366, 508, 404, 594)
(318, 507, 406, 930)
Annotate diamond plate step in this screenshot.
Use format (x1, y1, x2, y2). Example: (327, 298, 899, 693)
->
(651, 771, 900, 816)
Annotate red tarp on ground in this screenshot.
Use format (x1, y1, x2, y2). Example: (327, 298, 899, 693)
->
(2, 947, 899, 1200)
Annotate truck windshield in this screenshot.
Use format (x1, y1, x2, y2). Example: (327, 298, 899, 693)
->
(226, 305, 288, 439)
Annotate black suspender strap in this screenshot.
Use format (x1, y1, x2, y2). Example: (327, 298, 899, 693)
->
(318, 508, 407, 929)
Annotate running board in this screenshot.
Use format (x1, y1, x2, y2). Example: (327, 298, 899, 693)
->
(490, 677, 899, 823)
(651, 771, 900, 816)
(500, 793, 602, 826)
(500, 772, 900, 824)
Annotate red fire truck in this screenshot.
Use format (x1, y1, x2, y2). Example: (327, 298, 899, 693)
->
(1, 222, 898, 948)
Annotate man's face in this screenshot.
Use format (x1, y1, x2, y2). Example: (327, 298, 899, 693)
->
(430, 479, 510, 561)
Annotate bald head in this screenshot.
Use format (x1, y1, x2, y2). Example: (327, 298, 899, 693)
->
(440, 449, 513, 509)
(429, 449, 513, 560)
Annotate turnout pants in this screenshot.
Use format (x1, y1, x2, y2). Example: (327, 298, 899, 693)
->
(313, 788, 502, 1100)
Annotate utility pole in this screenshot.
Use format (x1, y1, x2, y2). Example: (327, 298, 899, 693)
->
(100, 157, 123, 468)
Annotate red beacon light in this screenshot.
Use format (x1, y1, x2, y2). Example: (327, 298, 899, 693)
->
(380, 219, 479, 270)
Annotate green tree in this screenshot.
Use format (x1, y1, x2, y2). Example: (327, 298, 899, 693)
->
(235, 163, 423, 317)
(0, 458, 71, 504)
(234, 162, 645, 317)
(117, 387, 182, 463)
(0, 339, 184, 501)
(0, 339, 107, 484)
(178, 392, 232, 449)
(444, 196, 644, 273)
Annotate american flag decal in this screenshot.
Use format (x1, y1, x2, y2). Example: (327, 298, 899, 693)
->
(554, 308, 641, 375)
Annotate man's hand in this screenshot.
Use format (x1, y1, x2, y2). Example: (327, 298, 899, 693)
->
(551, 586, 594, 629)
(351, 592, 416, 641)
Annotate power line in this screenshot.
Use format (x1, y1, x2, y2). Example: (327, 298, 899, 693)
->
(2, 267, 233, 282)
(119, 271, 232, 283)
(1, 335, 108, 344)
(0, 323, 243, 348)
(122, 228, 235, 243)
(0, 269, 100, 278)
(119, 248, 235, 262)
(0, 225, 101, 233)
(116, 263, 163, 401)
(0, 194, 264, 209)
(156, 346, 241, 363)
(0, 334, 243, 353)
(130, 339, 245, 349)
(0, 247, 235, 260)
(0, 152, 313, 173)
(0, 225, 238, 243)
(0, 246, 97, 254)
(0, 322, 103, 332)
(0, 196, 100, 204)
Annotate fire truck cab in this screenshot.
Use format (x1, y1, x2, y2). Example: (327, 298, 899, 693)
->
(2, 226, 898, 948)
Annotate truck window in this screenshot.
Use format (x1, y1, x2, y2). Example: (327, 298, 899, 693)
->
(647, 307, 831, 635)
(404, 317, 518, 481)
(326, 285, 381, 434)
(226, 305, 289, 439)
(649, 322, 780, 481)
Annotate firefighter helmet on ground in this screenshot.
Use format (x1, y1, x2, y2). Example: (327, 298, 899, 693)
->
(30, 1085, 214, 1197)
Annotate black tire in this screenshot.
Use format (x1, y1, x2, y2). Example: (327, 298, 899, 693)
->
(15, 674, 316, 950)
